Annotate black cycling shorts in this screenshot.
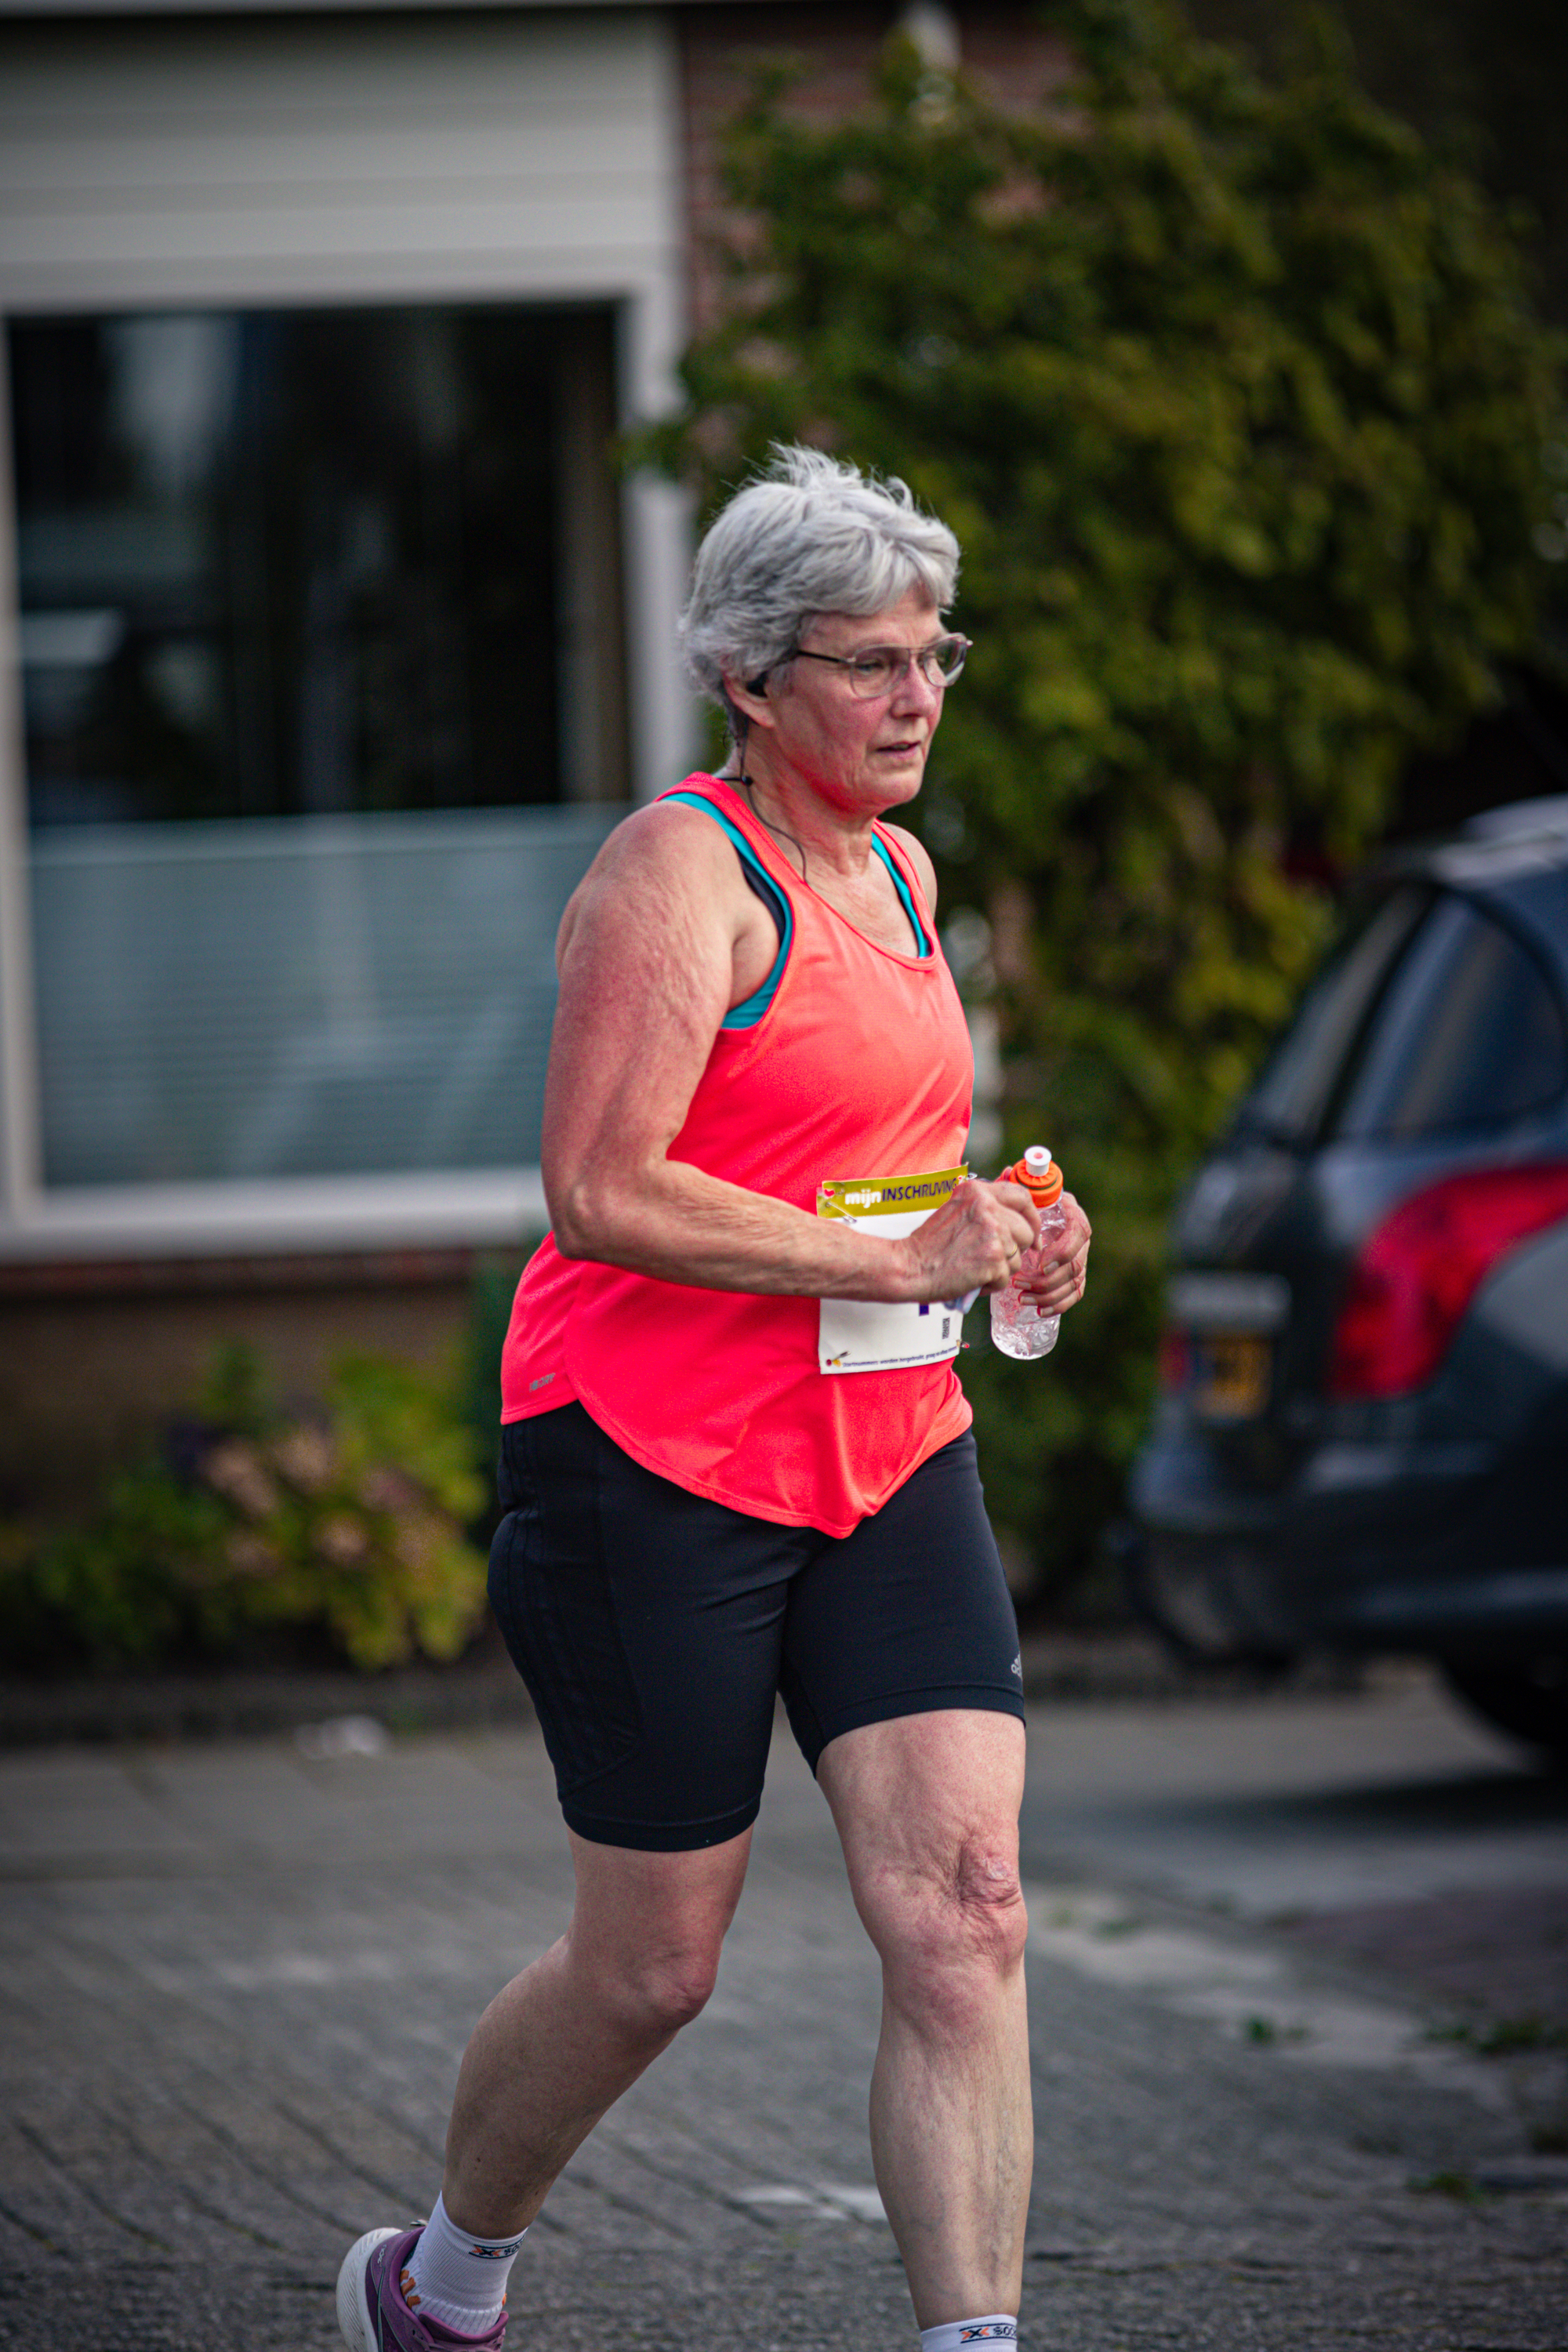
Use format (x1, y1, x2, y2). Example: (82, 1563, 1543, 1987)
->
(488, 1400, 1025, 1851)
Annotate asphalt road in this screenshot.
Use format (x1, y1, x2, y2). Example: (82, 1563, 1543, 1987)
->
(1, 1664, 1564, 2350)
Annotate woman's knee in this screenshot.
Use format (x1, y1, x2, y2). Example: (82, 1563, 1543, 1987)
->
(873, 1838, 1029, 2021)
(568, 1919, 725, 2042)
(623, 1946, 722, 2037)
(563, 1828, 749, 2043)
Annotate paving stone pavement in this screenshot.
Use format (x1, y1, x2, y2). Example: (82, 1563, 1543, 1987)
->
(1, 1700, 1565, 2351)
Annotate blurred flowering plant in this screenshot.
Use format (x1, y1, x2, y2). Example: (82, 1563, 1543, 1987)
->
(2, 1345, 491, 1671)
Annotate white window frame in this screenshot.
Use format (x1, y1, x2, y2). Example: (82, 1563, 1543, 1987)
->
(0, 5, 697, 1262)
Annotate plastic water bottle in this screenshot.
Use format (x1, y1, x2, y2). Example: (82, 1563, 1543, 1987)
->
(990, 1146, 1066, 1360)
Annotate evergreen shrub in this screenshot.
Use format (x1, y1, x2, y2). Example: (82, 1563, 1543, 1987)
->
(642, 0, 1563, 1605)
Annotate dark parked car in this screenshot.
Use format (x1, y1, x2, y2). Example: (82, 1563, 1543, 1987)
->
(1128, 795, 1568, 1762)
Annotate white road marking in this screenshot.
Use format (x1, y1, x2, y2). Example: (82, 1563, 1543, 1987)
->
(736, 2183, 887, 2223)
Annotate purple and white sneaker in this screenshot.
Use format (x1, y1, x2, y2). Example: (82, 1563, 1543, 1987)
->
(337, 2225, 509, 2351)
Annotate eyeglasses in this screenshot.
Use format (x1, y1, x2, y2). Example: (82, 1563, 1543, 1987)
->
(789, 633, 971, 699)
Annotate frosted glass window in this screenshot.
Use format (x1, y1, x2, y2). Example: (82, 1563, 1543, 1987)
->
(31, 809, 620, 1185)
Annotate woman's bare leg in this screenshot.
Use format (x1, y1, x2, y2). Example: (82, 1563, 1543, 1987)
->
(818, 1711, 1030, 2328)
(442, 1826, 753, 2236)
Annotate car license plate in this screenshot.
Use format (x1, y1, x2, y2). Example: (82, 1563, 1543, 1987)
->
(1192, 1333, 1272, 1421)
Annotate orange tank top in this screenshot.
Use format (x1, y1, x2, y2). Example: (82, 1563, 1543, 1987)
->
(499, 775, 975, 1535)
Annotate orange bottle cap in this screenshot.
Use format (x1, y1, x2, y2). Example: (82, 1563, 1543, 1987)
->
(1004, 1147, 1063, 1205)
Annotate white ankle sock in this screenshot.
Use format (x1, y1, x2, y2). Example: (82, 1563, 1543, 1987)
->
(920, 2318, 1018, 2352)
(402, 2193, 526, 2337)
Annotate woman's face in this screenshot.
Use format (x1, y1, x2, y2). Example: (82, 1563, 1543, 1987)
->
(745, 585, 949, 818)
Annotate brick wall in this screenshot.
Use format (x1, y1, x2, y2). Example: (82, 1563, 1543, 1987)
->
(0, 1254, 534, 1513)
(679, 2, 1073, 336)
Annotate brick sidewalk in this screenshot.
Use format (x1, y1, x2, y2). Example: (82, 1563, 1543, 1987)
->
(1282, 1883, 1568, 2027)
(1, 1710, 1564, 2349)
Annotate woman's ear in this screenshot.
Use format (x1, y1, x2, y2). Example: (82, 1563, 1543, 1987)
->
(724, 670, 777, 732)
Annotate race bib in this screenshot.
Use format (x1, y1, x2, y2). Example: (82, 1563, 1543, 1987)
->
(815, 1166, 968, 1374)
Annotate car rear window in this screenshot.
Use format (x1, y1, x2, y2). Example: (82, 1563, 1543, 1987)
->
(1232, 884, 1430, 1146)
(1334, 893, 1568, 1140)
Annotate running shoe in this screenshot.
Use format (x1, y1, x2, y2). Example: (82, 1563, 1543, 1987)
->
(337, 2224, 509, 2350)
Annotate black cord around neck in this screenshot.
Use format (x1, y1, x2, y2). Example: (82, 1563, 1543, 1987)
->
(715, 771, 809, 884)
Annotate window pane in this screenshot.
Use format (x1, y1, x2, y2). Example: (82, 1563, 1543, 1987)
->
(1232, 884, 1431, 1147)
(1337, 895, 1568, 1141)
(11, 304, 622, 824)
(31, 808, 619, 1185)
(9, 303, 630, 1189)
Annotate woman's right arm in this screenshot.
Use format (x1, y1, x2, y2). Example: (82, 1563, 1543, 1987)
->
(539, 806, 1033, 1303)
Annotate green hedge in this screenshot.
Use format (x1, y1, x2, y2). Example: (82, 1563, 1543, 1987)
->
(639, 0, 1563, 1599)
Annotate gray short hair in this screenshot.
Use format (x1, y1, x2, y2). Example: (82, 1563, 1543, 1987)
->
(679, 446, 960, 720)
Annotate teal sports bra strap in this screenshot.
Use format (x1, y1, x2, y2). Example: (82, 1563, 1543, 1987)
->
(871, 831, 933, 957)
(662, 790, 794, 1029)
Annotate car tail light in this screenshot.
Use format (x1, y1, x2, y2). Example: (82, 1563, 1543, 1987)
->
(1158, 1328, 1191, 1392)
(1328, 1163, 1568, 1399)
